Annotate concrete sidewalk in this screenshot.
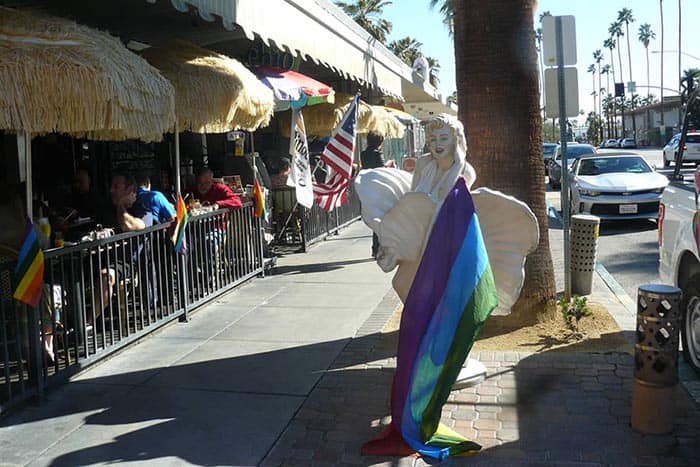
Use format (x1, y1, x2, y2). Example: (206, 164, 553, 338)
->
(2, 220, 700, 466)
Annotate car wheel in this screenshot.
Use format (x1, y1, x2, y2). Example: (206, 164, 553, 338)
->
(682, 275, 700, 376)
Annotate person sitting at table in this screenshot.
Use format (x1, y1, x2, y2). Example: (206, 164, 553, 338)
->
(93, 172, 156, 322)
(69, 168, 111, 226)
(187, 168, 242, 210)
(270, 158, 292, 188)
(135, 174, 175, 224)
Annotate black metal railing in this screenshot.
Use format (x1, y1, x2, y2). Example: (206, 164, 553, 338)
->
(271, 184, 362, 252)
(0, 203, 264, 414)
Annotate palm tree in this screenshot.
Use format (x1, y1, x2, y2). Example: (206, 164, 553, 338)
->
(678, 0, 682, 128)
(593, 49, 604, 141)
(639, 23, 656, 141)
(617, 8, 636, 139)
(660, 0, 665, 134)
(453, 0, 556, 323)
(447, 90, 458, 105)
(604, 37, 618, 137)
(609, 21, 626, 136)
(601, 64, 612, 137)
(388, 36, 424, 65)
(588, 63, 598, 142)
(426, 56, 441, 88)
(335, 0, 393, 43)
(428, 0, 454, 36)
(638, 24, 656, 101)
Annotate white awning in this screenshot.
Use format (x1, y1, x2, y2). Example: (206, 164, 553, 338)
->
(154, 0, 408, 98)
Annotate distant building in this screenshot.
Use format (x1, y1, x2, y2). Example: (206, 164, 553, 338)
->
(624, 96, 681, 146)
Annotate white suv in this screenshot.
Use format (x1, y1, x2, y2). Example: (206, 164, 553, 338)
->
(663, 132, 700, 167)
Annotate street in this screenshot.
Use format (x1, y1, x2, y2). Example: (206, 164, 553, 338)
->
(547, 148, 682, 300)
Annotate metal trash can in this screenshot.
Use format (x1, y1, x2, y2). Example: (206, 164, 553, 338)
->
(570, 214, 600, 295)
(631, 284, 682, 434)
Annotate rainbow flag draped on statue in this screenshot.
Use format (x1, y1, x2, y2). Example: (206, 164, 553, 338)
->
(171, 194, 188, 254)
(362, 177, 498, 461)
(13, 218, 45, 308)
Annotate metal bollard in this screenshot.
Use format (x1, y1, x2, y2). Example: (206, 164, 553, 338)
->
(631, 284, 682, 434)
(570, 214, 600, 295)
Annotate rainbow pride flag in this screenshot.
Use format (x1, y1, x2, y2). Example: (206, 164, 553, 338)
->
(253, 178, 267, 220)
(13, 219, 45, 308)
(171, 194, 188, 254)
(363, 177, 498, 460)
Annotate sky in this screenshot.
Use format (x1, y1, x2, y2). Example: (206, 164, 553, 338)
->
(383, 1, 700, 125)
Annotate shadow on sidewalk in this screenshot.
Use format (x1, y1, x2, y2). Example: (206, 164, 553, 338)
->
(0, 331, 399, 467)
(271, 257, 376, 275)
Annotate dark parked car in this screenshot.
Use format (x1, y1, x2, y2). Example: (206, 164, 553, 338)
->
(548, 143, 597, 189)
(543, 143, 558, 174)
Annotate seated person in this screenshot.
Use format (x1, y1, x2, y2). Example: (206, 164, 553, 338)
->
(135, 174, 176, 224)
(68, 168, 111, 226)
(94, 173, 155, 320)
(270, 158, 292, 188)
(187, 168, 242, 210)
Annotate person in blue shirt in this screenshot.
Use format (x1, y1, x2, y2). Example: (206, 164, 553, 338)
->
(135, 174, 175, 224)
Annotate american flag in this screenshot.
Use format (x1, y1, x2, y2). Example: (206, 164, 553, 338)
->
(313, 95, 359, 211)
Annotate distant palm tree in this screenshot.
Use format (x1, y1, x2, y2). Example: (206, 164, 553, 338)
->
(428, 0, 454, 36)
(609, 21, 626, 135)
(638, 23, 656, 100)
(638, 22, 656, 139)
(447, 90, 458, 105)
(603, 37, 618, 137)
(593, 49, 604, 141)
(588, 63, 598, 142)
(601, 64, 612, 137)
(426, 57, 441, 87)
(335, 0, 393, 43)
(618, 8, 636, 139)
(388, 36, 424, 65)
(660, 0, 665, 132)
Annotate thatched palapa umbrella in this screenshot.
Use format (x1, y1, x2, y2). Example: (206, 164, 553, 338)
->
(140, 41, 274, 134)
(280, 93, 405, 139)
(0, 7, 175, 142)
(0, 7, 176, 216)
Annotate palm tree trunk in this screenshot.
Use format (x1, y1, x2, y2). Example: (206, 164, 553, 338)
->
(454, 0, 556, 324)
(646, 46, 651, 145)
(609, 48, 619, 138)
(617, 43, 626, 136)
(597, 66, 603, 142)
(660, 0, 665, 135)
(625, 22, 637, 141)
(678, 0, 682, 128)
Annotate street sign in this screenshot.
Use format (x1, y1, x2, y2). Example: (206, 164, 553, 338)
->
(627, 81, 636, 94)
(542, 15, 577, 66)
(544, 67, 579, 118)
(615, 83, 625, 97)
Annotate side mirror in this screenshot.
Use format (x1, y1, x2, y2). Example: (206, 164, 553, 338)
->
(694, 167, 700, 192)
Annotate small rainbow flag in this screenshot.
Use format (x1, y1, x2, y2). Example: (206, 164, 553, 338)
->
(13, 219, 45, 308)
(171, 194, 189, 254)
(253, 178, 267, 220)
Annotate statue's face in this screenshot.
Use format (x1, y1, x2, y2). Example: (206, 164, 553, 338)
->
(427, 126, 454, 160)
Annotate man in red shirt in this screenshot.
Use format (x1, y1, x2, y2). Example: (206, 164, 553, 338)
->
(189, 168, 242, 210)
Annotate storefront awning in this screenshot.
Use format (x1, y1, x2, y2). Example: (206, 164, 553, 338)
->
(155, 0, 407, 98)
(0, 7, 175, 142)
(140, 40, 274, 133)
(256, 66, 334, 111)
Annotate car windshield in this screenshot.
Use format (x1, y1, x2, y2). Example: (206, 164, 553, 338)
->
(577, 156, 651, 176)
(686, 134, 700, 143)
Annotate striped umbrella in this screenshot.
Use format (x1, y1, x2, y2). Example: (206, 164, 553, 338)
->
(256, 66, 334, 111)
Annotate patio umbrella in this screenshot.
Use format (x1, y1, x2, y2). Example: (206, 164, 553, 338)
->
(0, 7, 176, 217)
(0, 7, 175, 142)
(141, 41, 274, 133)
(278, 94, 404, 138)
(256, 66, 335, 111)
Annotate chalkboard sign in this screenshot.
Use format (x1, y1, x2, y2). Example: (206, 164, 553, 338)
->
(109, 140, 158, 174)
